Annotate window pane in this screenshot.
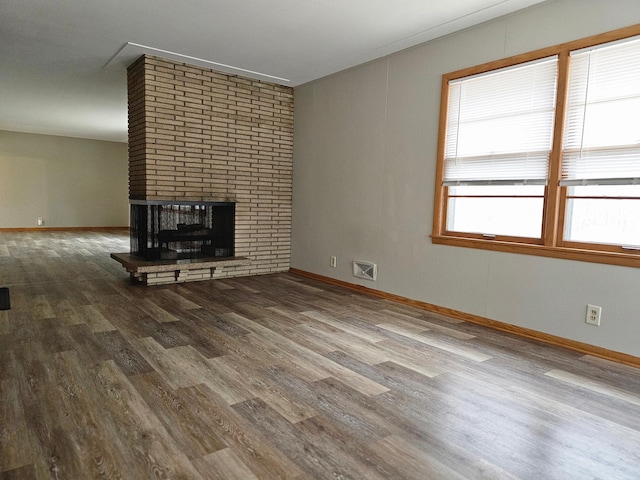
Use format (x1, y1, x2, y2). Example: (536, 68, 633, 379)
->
(578, 97, 640, 148)
(444, 57, 557, 184)
(447, 196, 543, 237)
(570, 185, 640, 198)
(455, 110, 556, 157)
(562, 36, 640, 183)
(565, 185, 640, 246)
(449, 185, 544, 196)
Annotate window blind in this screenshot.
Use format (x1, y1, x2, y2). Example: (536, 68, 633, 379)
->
(443, 57, 558, 186)
(561, 35, 640, 186)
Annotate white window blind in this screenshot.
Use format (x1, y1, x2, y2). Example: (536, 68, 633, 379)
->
(443, 57, 558, 186)
(561, 35, 640, 186)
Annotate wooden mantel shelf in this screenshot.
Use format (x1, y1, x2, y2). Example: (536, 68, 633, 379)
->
(111, 253, 250, 285)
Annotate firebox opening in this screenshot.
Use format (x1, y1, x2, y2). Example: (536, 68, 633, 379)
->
(130, 200, 235, 261)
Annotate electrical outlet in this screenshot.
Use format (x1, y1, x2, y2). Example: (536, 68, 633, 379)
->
(37, 217, 43, 226)
(330, 256, 337, 268)
(585, 304, 602, 326)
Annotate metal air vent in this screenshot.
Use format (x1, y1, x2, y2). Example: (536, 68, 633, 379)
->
(353, 260, 377, 281)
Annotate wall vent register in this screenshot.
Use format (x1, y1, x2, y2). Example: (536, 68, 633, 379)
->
(353, 260, 377, 281)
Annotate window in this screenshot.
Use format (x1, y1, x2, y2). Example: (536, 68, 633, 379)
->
(432, 25, 640, 267)
(443, 57, 558, 240)
(560, 37, 640, 250)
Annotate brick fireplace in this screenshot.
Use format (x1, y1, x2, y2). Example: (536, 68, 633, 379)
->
(115, 55, 294, 285)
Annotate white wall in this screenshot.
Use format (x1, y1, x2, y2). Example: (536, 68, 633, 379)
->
(0, 130, 128, 228)
(292, 0, 640, 357)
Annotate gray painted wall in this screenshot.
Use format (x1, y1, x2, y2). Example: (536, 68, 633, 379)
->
(0, 130, 128, 228)
(292, 0, 640, 357)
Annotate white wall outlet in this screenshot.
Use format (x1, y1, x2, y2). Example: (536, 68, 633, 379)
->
(37, 217, 43, 226)
(585, 304, 602, 326)
(330, 256, 337, 268)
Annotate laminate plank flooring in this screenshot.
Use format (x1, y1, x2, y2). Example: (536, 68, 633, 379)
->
(1, 230, 640, 479)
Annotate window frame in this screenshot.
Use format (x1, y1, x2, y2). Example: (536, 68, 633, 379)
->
(432, 23, 640, 269)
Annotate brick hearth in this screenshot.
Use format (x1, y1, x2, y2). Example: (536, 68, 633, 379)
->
(111, 252, 251, 286)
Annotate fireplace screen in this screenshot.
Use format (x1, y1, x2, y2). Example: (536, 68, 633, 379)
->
(130, 200, 235, 261)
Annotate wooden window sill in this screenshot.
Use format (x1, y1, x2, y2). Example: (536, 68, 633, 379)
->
(431, 235, 640, 268)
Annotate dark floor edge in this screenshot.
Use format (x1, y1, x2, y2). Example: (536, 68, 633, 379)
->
(289, 268, 640, 369)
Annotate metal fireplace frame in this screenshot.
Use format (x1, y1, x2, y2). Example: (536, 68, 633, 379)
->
(130, 200, 235, 261)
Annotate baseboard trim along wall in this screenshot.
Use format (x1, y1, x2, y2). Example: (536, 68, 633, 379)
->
(289, 268, 640, 369)
(0, 227, 129, 232)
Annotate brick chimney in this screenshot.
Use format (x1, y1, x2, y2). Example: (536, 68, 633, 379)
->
(126, 55, 294, 277)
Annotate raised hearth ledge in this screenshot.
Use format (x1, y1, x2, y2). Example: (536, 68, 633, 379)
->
(111, 253, 250, 286)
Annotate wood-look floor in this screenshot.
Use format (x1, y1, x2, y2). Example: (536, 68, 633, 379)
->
(1, 231, 640, 479)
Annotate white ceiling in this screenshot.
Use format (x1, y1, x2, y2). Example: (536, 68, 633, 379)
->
(0, 0, 546, 143)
